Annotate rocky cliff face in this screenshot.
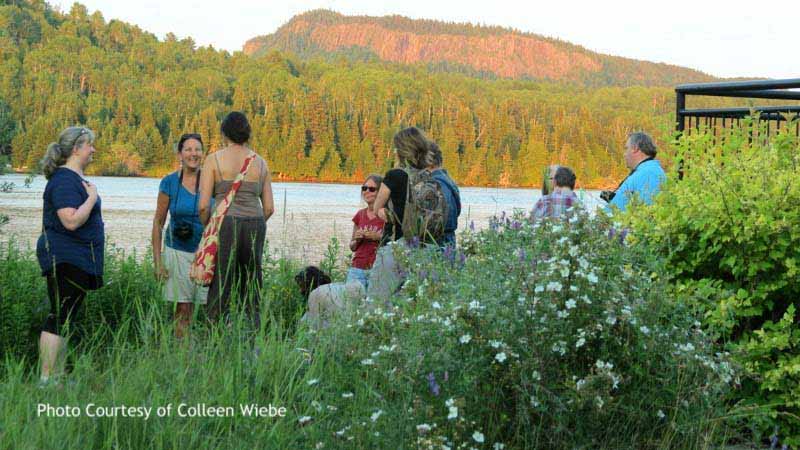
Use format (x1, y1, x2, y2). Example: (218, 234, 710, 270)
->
(244, 10, 714, 86)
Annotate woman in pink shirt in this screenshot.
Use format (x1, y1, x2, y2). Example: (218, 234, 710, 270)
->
(346, 174, 385, 288)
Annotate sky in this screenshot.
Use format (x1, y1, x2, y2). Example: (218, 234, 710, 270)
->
(49, 0, 798, 80)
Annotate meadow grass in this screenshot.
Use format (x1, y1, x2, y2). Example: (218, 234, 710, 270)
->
(0, 211, 753, 449)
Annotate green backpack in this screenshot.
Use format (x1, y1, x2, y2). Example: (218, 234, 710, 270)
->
(397, 167, 449, 244)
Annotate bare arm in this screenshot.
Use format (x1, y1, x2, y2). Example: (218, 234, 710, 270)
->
(349, 223, 361, 252)
(56, 181, 97, 231)
(373, 184, 391, 222)
(198, 157, 215, 225)
(152, 191, 170, 279)
(261, 159, 275, 221)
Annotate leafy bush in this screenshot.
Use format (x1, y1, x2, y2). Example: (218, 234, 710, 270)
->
(624, 119, 800, 445)
(309, 209, 735, 449)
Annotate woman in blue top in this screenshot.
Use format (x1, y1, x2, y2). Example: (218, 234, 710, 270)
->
(36, 126, 104, 385)
(152, 133, 208, 338)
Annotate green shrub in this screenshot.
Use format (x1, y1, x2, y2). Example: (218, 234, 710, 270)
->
(309, 209, 735, 449)
(624, 119, 800, 445)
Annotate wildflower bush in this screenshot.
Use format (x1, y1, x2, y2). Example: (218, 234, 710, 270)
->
(624, 120, 800, 445)
(309, 209, 736, 449)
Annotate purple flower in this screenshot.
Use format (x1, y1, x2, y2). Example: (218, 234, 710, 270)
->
(458, 252, 467, 267)
(406, 236, 421, 249)
(444, 371, 449, 382)
(419, 269, 428, 280)
(607, 228, 616, 240)
(510, 220, 522, 230)
(517, 248, 527, 262)
(443, 245, 455, 263)
(430, 270, 440, 283)
(427, 372, 440, 396)
(469, 221, 475, 231)
(619, 228, 629, 244)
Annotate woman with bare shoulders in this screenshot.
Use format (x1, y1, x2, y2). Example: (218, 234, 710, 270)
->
(198, 112, 274, 329)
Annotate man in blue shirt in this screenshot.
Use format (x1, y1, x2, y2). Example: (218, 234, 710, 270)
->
(606, 132, 666, 213)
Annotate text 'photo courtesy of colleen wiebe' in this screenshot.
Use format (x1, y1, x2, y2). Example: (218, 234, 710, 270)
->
(37, 403, 288, 420)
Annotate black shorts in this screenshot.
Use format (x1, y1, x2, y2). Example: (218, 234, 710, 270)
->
(42, 263, 102, 337)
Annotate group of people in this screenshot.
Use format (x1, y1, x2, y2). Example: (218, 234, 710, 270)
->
(34, 110, 663, 384)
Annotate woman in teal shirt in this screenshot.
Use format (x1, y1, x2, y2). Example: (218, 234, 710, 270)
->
(152, 133, 208, 338)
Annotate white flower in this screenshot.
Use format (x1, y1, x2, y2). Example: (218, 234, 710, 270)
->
(546, 281, 563, 292)
(307, 378, 319, 386)
(532, 370, 541, 381)
(416, 423, 432, 433)
(605, 315, 617, 325)
(575, 337, 586, 348)
(446, 398, 456, 407)
(594, 396, 604, 410)
(494, 444, 506, 450)
(448, 406, 458, 420)
(556, 310, 569, 319)
(459, 334, 472, 344)
(489, 340, 502, 349)
(495, 352, 507, 363)
(639, 326, 651, 335)
(560, 267, 570, 278)
(315, 442, 324, 449)
(530, 396, 541, 407)
(311, 400, 322, 411)
(342, 392, 354, 399)
(371, 351, 381, 358)
(678, 343, 695, 352)
(370, 410, 383, 422)
(657, 409, 666, 419)
(534, 285, 545, 293)
(576, 378, 586, 390)
(298, 416, 313, 425)
(361, 359, 374, 366)
(472, 431, 485, 443)
(587, 273, 599, 284)
(432, 302, 442, 309)
(327, 405, 338, 411)
(469, 300, 481, 309)
(565, 299, 577, 309)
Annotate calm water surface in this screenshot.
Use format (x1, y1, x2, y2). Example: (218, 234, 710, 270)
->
(0, 174, 603, 262)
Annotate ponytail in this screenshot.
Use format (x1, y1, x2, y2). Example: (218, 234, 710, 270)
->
(40, 126, 95, 179)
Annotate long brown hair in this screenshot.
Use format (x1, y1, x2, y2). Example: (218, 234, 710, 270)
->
(393, 127, 435, 170)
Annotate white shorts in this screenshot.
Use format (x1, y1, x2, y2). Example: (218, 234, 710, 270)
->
(163, 246, 208, 304)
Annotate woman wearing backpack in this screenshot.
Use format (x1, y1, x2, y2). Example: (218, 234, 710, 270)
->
(369, 127, 437, 300)
(373, 126, 437, 245)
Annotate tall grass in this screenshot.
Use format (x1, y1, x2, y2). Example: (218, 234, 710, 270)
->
(0, 211, 747, 448)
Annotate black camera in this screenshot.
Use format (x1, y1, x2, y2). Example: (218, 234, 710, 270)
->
(172, 221, 194, 241)
(600, 190, 616, 203)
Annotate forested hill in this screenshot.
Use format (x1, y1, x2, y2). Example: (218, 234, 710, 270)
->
(2, 2, 716, 187)
(244, 10, 715, 87)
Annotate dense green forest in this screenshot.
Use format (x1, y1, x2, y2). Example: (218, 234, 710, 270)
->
(0, 1, 750, 187)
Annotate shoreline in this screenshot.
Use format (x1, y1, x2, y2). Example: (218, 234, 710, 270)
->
(8, 168, 618, 190)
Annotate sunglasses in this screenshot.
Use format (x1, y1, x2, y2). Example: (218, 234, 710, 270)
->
(361, 186, 377, 193)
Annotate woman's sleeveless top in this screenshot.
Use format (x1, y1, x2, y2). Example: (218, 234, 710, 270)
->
(212, 153, 266, 218)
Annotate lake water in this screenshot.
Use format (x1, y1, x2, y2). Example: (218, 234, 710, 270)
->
(0, 174, 603, 263)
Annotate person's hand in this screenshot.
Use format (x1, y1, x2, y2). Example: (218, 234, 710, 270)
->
(354, 229, 365, 240)
(83, 181, 98, 200)
(365, 229, 382, 241)
(154, 264, 169, 281)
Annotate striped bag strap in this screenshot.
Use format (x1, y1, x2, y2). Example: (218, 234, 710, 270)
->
(216, 152, 257, 217)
